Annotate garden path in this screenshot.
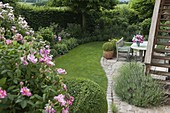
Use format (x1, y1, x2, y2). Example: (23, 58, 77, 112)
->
(100, 57, 170, 113)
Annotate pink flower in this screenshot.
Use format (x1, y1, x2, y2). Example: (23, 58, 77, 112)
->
(20, 57, 28, 65)
(6, 39, 13, 45)
(67, 96, 74, 106)
(14, 33, 23, 41)
(0, 88, 7, 99)
(27, 54, 37, 64)
(40, 49, 50, 57)
(45, 104, 56, 113)
(20, 87, 32, 97)
(20, 81, 24, 86)
(62, 84, 67, 91)
(25, 32, 30, 35)
(132, 34, 144, 43)
(54, 94, 66, 106)
(57, 68, 67, 74)
(46, 61, 55, 66)
(62, 107, 69, 113)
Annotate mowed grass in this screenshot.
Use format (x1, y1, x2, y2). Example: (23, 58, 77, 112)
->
(55, 42, 107, 90)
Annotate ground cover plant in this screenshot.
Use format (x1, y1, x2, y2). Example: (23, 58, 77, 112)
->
(55, 42, 107, 90)
(0, 2, 73, 112)
(114, 62, 165, 107)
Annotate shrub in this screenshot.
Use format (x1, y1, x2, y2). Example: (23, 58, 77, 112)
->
(50, 49, 58, 58)
(0, 3, 73, 112)
(114, 62, 165, 107)
(62, 38, 78, 50)
(37, 27, 54, 43)
(64, 78, 108, 113)
(65, 23, 83, 39)
(54, 43, 68, 55)
(102, 42, 115, 51)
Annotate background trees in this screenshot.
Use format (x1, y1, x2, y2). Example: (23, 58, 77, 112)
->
(48, 0, 118, 31)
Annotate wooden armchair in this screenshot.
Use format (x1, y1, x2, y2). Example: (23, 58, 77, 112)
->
(116, 37, 132, 61)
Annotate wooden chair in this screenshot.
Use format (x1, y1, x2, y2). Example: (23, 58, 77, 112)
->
(116, 37, 132, 61)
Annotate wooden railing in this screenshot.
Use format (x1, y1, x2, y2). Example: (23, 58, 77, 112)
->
(144, 0, 162, 65)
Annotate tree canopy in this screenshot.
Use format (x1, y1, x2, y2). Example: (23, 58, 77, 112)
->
(129, 0, 155, 21)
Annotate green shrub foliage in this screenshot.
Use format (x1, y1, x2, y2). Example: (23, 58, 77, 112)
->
(114, 62, 165, 107)
(102, 42, 115, 51)
(37, 27, 54, 43)
(15, 3, 81, 30)
(64, 78, 108, 113)
(54, 43, 68, 55)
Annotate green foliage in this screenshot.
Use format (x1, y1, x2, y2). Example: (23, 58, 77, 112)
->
(50, 49, 58, 57)
(94, 4, 139, 41)
(64, 78, 108, 113)
(139, 18, 151, 36)
(1, 0, 18, 7)
(102, 42, 115, 51)
(114, 62, 165, 107)
(48, 0, 63, 7)
(54, 43, 68, 55)
(65, 23, 82, 39)
(37, 27, 54, 43)
(0, 3, 72, 112)
(62, 38, 78, 50)
(15, 3, 81, 30)
(111, 103, 118, 113)
(129, 0, 155, 22)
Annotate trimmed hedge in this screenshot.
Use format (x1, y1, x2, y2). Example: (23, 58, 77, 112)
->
(15, 3, 82, 30)
(64, 78, 107, 113)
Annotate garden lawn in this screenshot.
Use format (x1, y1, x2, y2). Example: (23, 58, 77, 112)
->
(55, 42, 107, 90)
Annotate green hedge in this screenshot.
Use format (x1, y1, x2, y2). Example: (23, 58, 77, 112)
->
(15, 3, 81, 30)
(64, 78, 107, 113)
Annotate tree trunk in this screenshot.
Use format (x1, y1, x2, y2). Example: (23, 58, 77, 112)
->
(82, 12, 86, 32)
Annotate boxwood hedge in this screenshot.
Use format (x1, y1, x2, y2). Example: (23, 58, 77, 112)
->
(64, 78, 107, 113)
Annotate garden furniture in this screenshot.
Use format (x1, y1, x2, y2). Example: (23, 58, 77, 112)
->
(116, 37, 132, 61)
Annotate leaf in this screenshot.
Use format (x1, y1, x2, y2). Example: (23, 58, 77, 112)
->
(8, 94, 14, 101)
(43, 94, 46, 102)
(8, 86, 16, 90)
(35, 101, 42, 105)
(15, 69, 21, 77)
(34, 94, 42, 100)
(0, 77, 6, 86)
(16, 99, 23, 103)
(13, 79, 18, 84)
(1, 70, 8, 75)
(21, 100, 27, 109)
(27, 101, 34, 106)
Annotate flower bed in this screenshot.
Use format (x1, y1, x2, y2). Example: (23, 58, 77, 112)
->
(0, 2, 73, 113)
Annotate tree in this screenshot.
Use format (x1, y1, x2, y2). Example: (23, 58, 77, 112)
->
(49, 0, 118, 31)
(129, 0, 155, 22)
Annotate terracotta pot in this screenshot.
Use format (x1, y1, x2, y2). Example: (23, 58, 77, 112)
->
(103, 51, 116, 59)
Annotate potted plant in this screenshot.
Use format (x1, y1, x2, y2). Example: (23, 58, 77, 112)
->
(102, 41, 116, 59)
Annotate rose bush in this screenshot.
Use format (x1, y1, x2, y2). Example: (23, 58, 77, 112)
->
(0, 2, 73, 113)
